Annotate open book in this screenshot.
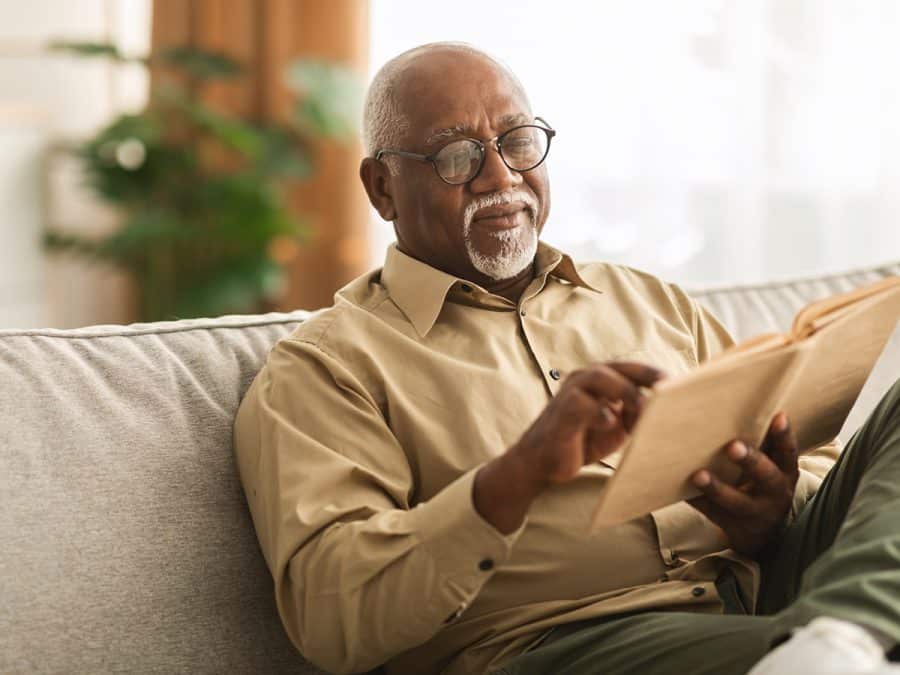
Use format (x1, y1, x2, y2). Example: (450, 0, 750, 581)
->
(592, 276, 900, 530)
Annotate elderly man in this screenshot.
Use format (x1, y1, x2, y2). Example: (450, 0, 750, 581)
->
(234, 43, 900, 675)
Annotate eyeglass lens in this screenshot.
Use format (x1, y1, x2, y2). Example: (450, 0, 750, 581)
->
(433, 139, 483, 184)
(433, 126, 550, 184)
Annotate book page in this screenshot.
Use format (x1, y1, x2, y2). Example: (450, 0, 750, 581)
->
(709, 332, 788, 362)
(591, 346, 799, 529)
(839, 318, 900, 442)
(776, 286, 900, 451)
(792, 276, 900, 338)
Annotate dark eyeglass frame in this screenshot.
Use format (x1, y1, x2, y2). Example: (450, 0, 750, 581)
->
(374, 116, 556, 185)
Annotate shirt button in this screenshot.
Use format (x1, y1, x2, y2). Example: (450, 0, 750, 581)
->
(519, 309, 527, 317)
(692, 586, 706, 597)
(460, 283, 473, 293)
(549, 368, 561, 380)
(478, 558, 494, 572)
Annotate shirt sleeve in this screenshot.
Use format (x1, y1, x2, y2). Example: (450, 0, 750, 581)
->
(233, 337, 524, 675)
(791, 439, 842, 521)
(664, 281, 737, 364)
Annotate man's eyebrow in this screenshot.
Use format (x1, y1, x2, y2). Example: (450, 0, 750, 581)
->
(425, 123, 470, 147)
(424, 114, 534, 147)
(498, 112, 532, 128)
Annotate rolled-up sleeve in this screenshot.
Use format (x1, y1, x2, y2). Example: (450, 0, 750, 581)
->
(234, 337, 523, 675)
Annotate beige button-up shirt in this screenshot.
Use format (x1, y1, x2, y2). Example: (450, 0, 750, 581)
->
(234, 243, 838, 675)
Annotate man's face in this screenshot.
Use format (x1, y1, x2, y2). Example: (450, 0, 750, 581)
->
(386, 52, 551, 285)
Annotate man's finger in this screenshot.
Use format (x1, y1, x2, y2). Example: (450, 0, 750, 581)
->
(584, 414, 626, 464)
(577, 362, 664, 428)
(687, 494, 736, 532)
(610, 362, 665, 431)
(566, 364, 646, 413)
(607, 361, 667, 389)
(692, 469, 759, 516)
(618, 392, 647, 433)
(764, 412, 799, 478)
(727, 441, 787, 495)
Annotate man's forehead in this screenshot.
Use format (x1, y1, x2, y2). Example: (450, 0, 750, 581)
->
(424, 112, 532, 146)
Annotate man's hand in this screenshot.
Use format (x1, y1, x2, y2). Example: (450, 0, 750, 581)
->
(473, 362, 665, 533)
(689, 412, 800, 557)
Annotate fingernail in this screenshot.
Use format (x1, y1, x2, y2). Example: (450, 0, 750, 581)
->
(693, 470, 711, 487)
(729, 441, 748, 460)
(773, 413, 788, 432)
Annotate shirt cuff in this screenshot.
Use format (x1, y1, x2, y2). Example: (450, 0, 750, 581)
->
(408, 467, 525, 621)
(788, 468, 823, 526)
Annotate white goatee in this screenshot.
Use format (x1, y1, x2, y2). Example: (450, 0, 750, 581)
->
(462, 191, 538, 281)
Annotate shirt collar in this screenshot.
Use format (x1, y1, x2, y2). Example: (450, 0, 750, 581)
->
(381, 242, 601, 337)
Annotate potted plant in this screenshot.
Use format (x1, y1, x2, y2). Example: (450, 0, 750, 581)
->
(46, 42, 359, 322)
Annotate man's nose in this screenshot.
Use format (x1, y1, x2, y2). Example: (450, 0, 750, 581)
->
(469, 144, 522, 193)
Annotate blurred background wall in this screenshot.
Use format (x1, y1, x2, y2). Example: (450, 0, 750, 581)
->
(0, 0, 150, 327)
(369, 0, 900, 287)
(1, 0, 899, 329)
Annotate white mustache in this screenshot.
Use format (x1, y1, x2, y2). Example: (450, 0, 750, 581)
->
(463, 191, 538, 229)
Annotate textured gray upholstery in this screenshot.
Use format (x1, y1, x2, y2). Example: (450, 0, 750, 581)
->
(689, 261, 900, 340)
(1, 262, 898, 674)
(0, 313, 318, 674)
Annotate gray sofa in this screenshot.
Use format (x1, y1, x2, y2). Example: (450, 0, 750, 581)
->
(2, 261, 899, 674)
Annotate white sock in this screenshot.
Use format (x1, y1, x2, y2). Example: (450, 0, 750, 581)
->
(749, 617, 898, 675)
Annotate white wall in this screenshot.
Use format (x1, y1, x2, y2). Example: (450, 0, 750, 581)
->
(0, 111, 46, 326)
(0, 0, 151, 328)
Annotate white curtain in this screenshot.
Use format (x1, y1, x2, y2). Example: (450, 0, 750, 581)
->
(369, 0, 900, 285)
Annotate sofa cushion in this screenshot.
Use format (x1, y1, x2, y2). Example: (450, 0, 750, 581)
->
(0, 312, 324, 674)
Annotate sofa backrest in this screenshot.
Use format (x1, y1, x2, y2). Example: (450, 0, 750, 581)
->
(689, 261, 900, 340)
(1, 261, 898, 674)
(0, 312, 324, 674)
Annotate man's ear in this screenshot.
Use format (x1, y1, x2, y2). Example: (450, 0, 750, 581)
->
(359, 158, 398, 221)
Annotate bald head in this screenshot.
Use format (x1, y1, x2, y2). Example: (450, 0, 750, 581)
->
(357, 42, 551, 292)
(362, 42, 530, 165)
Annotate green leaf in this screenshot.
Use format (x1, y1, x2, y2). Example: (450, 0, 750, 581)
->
(44, 231, 106, 258)
(154, 46, 241, 80)
(158, 88, 264, 157)
(77, 113, 200, 206)
(197, 174, 301, 245)
(174, 254, 283, 318)
(285, 60, 363, 140)
(255, 127, 313, 179)
(47, 40, 136, 62)
(95, 211, 192, 261)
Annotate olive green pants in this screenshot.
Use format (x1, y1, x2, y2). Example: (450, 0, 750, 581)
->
(497, 377, 900, 675)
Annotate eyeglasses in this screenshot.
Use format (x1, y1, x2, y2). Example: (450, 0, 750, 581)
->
(374, 117, 556, 185)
